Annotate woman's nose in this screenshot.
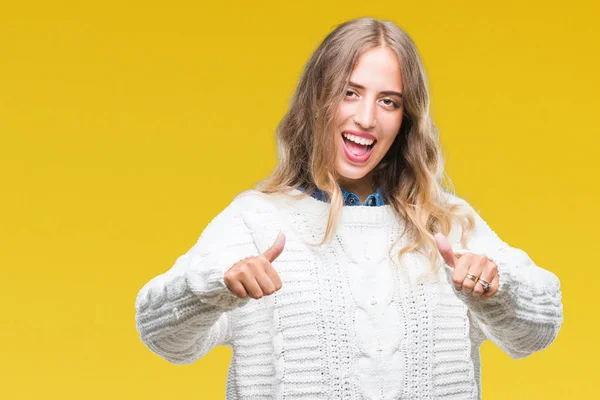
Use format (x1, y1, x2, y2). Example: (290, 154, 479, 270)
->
(353, 100, 376, 129)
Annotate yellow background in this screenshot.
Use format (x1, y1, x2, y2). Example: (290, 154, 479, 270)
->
(1, 0, 598, 398)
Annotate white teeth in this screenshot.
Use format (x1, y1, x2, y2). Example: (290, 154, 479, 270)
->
(342, 132, 375, 146)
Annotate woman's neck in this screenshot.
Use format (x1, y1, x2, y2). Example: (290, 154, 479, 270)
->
(336, 176, 375, 203)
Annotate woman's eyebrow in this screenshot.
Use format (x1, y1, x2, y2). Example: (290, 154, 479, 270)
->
(348, 81, 403, 98)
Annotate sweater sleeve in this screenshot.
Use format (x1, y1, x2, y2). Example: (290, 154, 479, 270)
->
(443, 195, 564, 360)
(134, 198, 257, 365)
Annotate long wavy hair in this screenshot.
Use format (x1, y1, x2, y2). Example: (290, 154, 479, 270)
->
(255, 17, 475, 282)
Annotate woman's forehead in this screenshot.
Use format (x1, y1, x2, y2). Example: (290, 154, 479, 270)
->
(349, 47, 403, 92)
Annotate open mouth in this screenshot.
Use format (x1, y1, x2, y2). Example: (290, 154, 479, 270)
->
(341, 132, 377, 161)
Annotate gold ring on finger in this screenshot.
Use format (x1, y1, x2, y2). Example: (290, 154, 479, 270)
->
(466, 273, 479, 283)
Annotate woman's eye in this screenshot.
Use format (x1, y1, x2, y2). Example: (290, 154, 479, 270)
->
(382, 99, 400, 108)
(345, 91, 400, 109)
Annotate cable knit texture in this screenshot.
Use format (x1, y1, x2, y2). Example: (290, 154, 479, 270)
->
(134, 189, 563, 399)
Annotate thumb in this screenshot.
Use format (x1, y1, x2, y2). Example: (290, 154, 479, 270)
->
(434, 233, 459, 268)
(262, 231, 286, 263)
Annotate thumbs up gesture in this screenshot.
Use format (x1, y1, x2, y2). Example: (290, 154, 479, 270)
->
(434, 233, 499, 299)
(224, 232, 285, 299)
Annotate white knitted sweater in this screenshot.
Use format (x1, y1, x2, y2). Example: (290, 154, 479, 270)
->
(134, 189, 563, 399)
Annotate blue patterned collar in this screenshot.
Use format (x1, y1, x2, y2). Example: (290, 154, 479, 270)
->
(297, 185, 386, 207)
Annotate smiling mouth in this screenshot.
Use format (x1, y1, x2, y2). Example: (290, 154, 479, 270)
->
(341, 132, 376, 156)
(341, 132, 377, 163)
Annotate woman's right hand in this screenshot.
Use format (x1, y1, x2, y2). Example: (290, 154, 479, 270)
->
(224, 232, 285, 299)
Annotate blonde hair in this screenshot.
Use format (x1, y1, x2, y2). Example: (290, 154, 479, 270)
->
(255, 17, 475, 281)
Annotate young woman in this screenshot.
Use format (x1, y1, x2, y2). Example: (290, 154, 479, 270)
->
(135, 17, 563, 399)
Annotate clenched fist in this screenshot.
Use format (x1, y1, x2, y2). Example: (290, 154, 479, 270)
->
(434, 233, 499, 299)
(224, 232, 285, 299)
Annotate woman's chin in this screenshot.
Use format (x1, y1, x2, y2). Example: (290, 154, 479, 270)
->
(335, 145, 381, 180)
(335, 164, 373, 182)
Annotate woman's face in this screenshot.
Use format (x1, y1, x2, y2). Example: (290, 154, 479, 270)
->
(333, 46, 404, 191)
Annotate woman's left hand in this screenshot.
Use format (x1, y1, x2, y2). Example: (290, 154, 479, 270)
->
(434, 233, 499, 299)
